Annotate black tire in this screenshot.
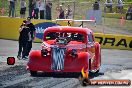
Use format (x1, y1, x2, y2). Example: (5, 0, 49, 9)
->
(89, 59, 100, 75)
(89, 69, 100, 74)
(30, 70, 37, 76)
(78, 73, 89, 86)
(89, 48, 101, 75)
(80, 78, 90, 86)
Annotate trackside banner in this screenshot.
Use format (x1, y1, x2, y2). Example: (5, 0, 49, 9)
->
(0, 17, 68, 42)
(0, 17, 132, 50)
(94, 33, 132, 50)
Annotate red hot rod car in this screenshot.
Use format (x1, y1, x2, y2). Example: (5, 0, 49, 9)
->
(27, 25, 101, 80)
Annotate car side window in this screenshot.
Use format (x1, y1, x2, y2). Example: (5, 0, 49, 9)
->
(88, 33, 93, 43)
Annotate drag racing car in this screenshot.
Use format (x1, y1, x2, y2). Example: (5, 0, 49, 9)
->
(26, 19, 101, 85)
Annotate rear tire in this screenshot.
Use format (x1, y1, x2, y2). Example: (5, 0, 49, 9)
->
(89, 69, 99, 74)
(80, 78, 91, 87)
(79, 74, 90, 86)
(80, 78, 89, 86)
(89, 59, 100, 74)
(30, 70, 37, 76)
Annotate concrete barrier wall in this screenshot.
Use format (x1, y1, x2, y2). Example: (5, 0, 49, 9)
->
(0, 17, 132, 50)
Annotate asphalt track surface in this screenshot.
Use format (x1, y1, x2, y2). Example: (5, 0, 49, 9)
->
(0, 39, 132, 88)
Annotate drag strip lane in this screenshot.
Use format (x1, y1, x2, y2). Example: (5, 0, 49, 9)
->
(0, 39, 132, 88)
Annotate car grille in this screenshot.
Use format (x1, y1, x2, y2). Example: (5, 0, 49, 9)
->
(51, 47, 66, 71)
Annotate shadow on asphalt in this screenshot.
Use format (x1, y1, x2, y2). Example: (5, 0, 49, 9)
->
(89, 72, 104, 79)
(33, 72, 104, 79)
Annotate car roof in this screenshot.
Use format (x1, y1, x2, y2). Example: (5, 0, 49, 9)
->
(44, 26, 93, 35)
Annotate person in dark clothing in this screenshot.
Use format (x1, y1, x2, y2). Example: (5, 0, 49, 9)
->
(126, 5, 132, 20)
(17, 20, 30, 60)
(25, 17, 36, 58)
(65, 5, 72, 19)
(104, 0, 113, 13)
(59, 5, 65, 19)
(28, 0, 35, 18)
(46, 2, 52, 20)
(93, 1, 100, 10)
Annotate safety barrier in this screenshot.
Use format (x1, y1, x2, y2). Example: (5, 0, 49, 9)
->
(0, 16, 67, 41)
(0, 17, 132, 50)
(94, 33, 132, 50)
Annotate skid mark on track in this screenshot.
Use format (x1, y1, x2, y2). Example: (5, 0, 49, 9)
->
(32, 78, 70, 88)
(0, 65, 27, 80)
(51, 78, 79, 88)
(0, 39, 132, 88)
(30, 78, 56, 88)
(21, 77, 51, 87)
(0, 73, 34, 87)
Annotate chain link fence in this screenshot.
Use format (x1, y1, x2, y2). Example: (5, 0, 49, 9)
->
(0, 0, 132, 35)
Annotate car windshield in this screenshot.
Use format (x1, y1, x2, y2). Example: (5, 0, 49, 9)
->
(45, 32, 84, 42)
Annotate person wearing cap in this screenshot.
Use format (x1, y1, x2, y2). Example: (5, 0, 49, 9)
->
(93, 1, 100, 10)
(17, 20, 30, 60)
(56, 5, 65, 19)
(59, 5, 65, 19)
(25, 17, 36, 58)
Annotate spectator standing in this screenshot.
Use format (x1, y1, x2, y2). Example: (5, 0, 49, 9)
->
(39, 0, 45, 19)
(65, 5, 72, 19)
(58, 5, 65, 19)
(8, 0, 15, 17)
(93, 1, 100, 10)
(25, 17, 36, 58)
(104, 0, 113, 13)
(17, 20, 30, 60)
(46, 1, 52, 20)
(28, 0, 35, 18)
(20, 0, 26, 18)
(116, 0, 123, 13)
(34, 0, 39, 19)
(126, 5, 132, 20)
